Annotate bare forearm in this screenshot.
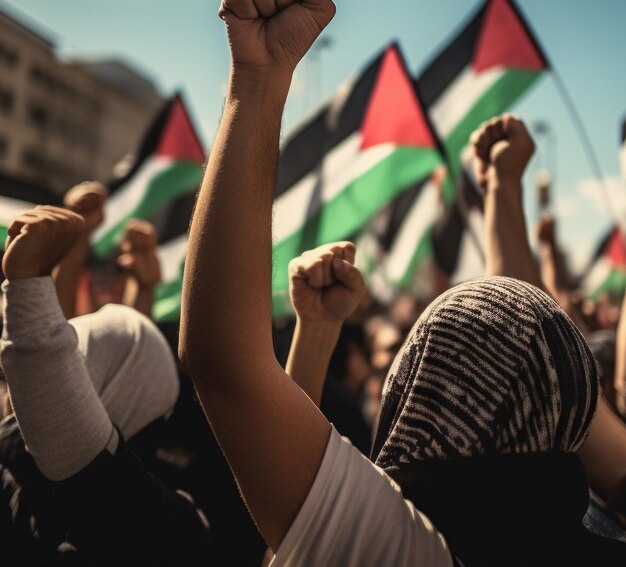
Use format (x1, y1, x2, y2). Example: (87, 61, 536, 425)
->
(122, 278, 155, 319)
(180, 70, 290, 378)
(578, 398, 626, 501)
(484, 183, 542, 289)
(179, 68, 330, 549)
(286, 320, 342, 405)
(53, 233, 89, 319)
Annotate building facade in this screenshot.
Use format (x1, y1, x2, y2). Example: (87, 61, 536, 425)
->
(0, 8, 164, 196)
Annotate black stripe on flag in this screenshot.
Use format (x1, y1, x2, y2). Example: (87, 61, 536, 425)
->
(148, 191, 195, 245)
(275, 46, 387, 196)
(0, 171, 62, 205)
(380, 177, 430, 251)
(415, 4, 486, 108)
(431, 172, 484, 277)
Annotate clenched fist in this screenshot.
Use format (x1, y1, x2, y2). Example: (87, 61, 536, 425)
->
(219, 0, 336, 72)
(63, 181, 108, 234)
(3, 206, 84, 280)
(289, 242, 365, 324)
(471, 114, 535, 192)
(117, 220, 161, 288)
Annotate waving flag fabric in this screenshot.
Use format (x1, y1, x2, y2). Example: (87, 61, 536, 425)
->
(272, 43, 443, 316)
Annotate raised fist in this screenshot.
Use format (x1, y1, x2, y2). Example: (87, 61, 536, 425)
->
(63, 181, 108, 234)
(3, 206, 84, 280)
(471, 114, 535, 191)
(289, 242, 365, 324)
(117, 220, 161, 288)
(219, 0, 336, 72)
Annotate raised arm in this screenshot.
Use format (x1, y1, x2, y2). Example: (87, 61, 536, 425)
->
(178, 0, 336, 551)
(118, 220, 161, 319)
(286, 242, 365, 405)
(54, 182, 107, 318)
(471, 115, 541, 287)
(473, 115, 626, 520)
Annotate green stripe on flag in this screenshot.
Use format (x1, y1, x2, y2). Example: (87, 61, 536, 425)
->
(153, 278, 183, 323)
(93, 162, 202, 258)
(0, 225, 8, 250)
(152, 258, 185, 323)
(588, 269, 626, 301)
(443, 69, 543, 185)
(272, 147, 441, 298)
(396, 229, 433, 289)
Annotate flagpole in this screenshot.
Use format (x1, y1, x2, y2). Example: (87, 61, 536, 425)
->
(551, 70, 618, 222)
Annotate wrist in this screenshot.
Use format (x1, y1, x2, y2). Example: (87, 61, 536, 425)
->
(295, 318, 342, 350)
(228, 65, 292, 105)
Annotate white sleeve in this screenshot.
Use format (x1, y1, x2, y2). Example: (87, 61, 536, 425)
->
(269, 427, 453, 567)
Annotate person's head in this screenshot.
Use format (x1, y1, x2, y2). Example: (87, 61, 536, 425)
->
(372, 276, 599, 471)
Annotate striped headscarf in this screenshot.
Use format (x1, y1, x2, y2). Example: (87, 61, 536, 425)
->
(372, 277, 599, 471)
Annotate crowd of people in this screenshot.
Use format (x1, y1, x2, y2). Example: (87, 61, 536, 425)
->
(2, 0, 626, 565)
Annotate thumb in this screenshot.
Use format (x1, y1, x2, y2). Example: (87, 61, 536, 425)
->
(332, 256, 363, 293)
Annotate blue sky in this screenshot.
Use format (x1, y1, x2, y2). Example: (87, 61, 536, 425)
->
(2, 0, 625, 273)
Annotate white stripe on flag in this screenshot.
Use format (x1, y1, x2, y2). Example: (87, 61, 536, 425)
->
(157, 234, 188, 283)
(582, 257, 612, 296)
(429, 66, 504, 139)
(383, 179, 440, 283)
(0, 196, 36, 225)
(273, 133, 395, 242)
(451, 209, 485, 285)
(93, 156, 173, 241)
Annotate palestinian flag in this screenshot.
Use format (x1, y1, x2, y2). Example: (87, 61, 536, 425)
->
(272, 43, 442, 316)
(153, 233, 188, 322)
(410, 0, 548, 285)
(92, 93, 205, 258)
(431, 170, 486, 289)
(377, 167, 445, 290)
(582, 227, 626, 300)
(146, 188, 199, 322)
(417, 0, 549, 198)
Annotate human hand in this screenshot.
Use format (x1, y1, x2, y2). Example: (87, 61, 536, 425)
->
(289, 242, 365, 324)
(3, 206, 84, 280)
(117, 220, 161, 288)
(471, 114, 535, 192)
(219, 0, 336, 73)
(63, 181, 108, 234)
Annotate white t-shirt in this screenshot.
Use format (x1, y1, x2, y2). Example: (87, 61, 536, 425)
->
(270, 427, 454, 567)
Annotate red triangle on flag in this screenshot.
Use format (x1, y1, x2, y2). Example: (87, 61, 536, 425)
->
(473, 0, 545, 73)
(156, 97, 206, 164)
(606, 228, 626, 267)
(360, 45, 435, 151)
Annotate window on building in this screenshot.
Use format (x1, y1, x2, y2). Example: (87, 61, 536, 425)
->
(0, 137, 8, 160)
(0, 42, 19, 68)
(27, 103, 49, 130)
(21, 148, 45, 170)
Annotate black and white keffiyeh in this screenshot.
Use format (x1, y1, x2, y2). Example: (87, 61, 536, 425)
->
(372, 277, 599, 470)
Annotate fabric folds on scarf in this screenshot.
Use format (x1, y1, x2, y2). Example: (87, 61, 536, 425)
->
(372, 277, 599, 470)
